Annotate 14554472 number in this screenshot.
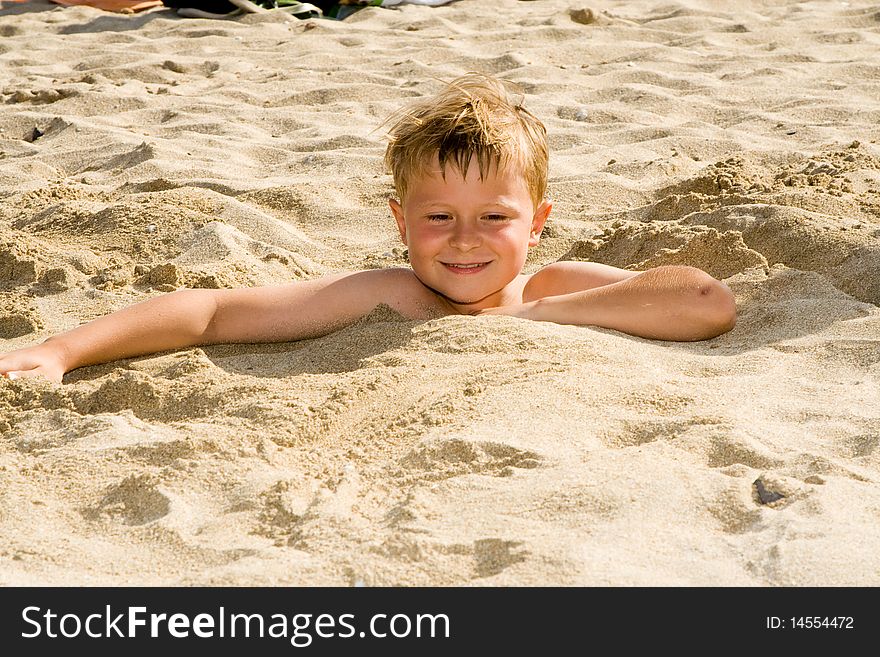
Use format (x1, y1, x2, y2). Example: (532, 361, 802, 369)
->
(766, 617, 854, 630)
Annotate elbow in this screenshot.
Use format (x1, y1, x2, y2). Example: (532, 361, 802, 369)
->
(698, 279, 737, 339)
(176, 288, 220, 344)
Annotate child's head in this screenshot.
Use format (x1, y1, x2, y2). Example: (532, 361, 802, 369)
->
(383, 72, 548, 210)
(383, 73, 552, 313)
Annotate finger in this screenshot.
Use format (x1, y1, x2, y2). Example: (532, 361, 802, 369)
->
(0, 357, 26, 374)
(12, 368, 47, 380)
(5, 368, 50, 381)
(1, 355, 43, 374)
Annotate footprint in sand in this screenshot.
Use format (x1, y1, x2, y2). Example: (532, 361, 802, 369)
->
(473, 538, 528, 578)
(83, 474, 171, 526)
(398, 438, 542, 482)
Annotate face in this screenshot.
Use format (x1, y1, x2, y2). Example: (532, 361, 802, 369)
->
(389, 153, 552, 314)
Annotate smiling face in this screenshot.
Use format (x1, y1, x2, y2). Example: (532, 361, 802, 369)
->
(389, 153, 552, 314)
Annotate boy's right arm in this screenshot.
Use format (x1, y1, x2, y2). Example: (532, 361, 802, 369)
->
(0, 269, 405, 383)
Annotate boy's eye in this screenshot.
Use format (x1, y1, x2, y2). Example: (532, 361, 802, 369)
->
(424, 214, 509, 222)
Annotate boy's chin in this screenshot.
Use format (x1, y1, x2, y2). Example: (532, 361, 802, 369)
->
(410, 267, 509, 307)
(443, 295, 482, 306)
(435, 284, 498, 307)
(414, 275, 486, 306)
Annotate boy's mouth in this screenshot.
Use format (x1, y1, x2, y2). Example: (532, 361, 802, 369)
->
(441, 261, 491, 274)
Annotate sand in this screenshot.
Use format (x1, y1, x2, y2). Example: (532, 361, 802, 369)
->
(0, 0, 878, 586)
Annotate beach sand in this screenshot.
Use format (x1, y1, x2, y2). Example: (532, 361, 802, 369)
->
(1, 0, 878, 585)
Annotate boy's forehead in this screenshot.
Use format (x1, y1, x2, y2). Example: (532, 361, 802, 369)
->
(412, 152, 527, 187)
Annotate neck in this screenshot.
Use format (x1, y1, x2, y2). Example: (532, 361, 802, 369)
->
(415, 276, 518, 315)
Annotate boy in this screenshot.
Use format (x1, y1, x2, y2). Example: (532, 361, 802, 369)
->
(0, 73, 736, 384)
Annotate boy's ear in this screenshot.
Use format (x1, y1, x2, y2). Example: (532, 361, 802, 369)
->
(529, 200, 552, 247)
(389, 198, 407, 245)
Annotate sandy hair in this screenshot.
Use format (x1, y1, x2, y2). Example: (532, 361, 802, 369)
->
(382, 73, 548, 209)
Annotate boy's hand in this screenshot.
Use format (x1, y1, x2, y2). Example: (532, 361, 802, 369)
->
(0, 343, 67, 384)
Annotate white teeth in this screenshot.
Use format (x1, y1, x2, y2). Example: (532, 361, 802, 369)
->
(447, 263, 484, 268)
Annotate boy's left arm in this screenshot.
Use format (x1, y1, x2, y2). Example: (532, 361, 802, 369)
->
(479, 265, 736, 342)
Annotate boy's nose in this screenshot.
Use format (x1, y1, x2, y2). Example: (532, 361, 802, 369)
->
(448, 222, 482, 250)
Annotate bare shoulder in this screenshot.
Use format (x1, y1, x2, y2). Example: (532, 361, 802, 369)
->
(523, 260, 641, 300)
(370, 267, 450, 319)
(276, 267, 443, 320)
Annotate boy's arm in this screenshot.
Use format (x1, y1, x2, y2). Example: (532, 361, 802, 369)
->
(202, 269, 402, 344)
(0, 269, 402, 382)
(481, 265, 737, 342)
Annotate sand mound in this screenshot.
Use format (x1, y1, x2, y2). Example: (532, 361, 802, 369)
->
(1, 0, 878, 585)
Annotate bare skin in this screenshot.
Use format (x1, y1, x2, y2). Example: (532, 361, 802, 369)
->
(0, 156, 736, 384)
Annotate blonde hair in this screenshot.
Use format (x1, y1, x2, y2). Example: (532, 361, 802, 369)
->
(382, 73, 548, 209)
